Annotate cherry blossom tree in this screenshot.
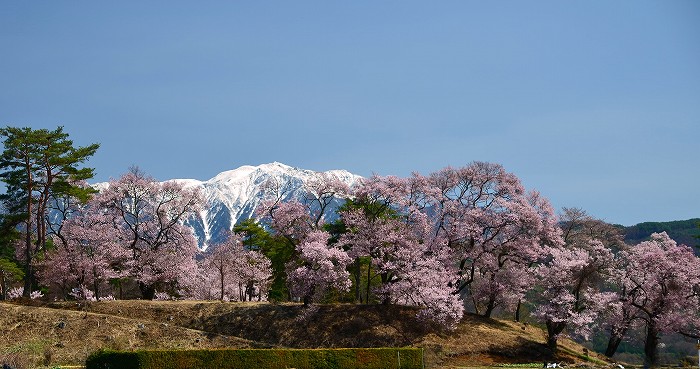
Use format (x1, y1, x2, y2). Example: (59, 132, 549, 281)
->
(287, 230, 351, 305)
(608, 232, 700, 366)
(425, 165, 562, 318)
(532, 240, 616, 351)
(200, 232, 272, 301)
(338, 205, 398, 304)
(96, 168, 203, 299)
(303, 172, 351, 229)
(343, 163, 562, 322)
(234, 248, 273, 301)
(260, 200, 312, 245)
(45, 180, 95, 248)
(339, 203, 464, 328)
(339, 175, 463, 328)
(558, 208, 624, 247)
(233, 219, 293, 302)
(256, 171, 353, 303)
(599, 281, 641, 358)
(258, 171, 351, 242)
(371, 228, 464, 328)
(39, 208, 129, 300)
(531, 209, 621, 351)
(200, 233, 237, 301)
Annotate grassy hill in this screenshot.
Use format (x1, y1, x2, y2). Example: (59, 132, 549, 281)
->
(1, 300, 608, 369)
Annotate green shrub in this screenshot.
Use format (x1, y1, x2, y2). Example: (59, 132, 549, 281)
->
(86, 348, 423, 369)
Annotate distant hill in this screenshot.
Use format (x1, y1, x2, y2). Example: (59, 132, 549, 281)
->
(623, 218, 700, 250)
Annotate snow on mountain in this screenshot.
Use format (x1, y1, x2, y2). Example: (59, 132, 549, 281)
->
(176, 162, 362, 250)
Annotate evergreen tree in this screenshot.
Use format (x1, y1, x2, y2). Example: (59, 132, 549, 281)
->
(0, 210, 24, 300)
(234, 219, 293, 301)
(0, 126, 99, 296)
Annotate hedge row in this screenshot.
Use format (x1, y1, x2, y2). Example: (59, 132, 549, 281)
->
(85, 347, 424, 369)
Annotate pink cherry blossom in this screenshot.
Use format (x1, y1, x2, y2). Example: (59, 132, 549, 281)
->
(287, 230, 351, 304)
(93, 168, 203, 299)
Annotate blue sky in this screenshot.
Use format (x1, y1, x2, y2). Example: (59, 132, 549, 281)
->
(1, 1, 698, 226)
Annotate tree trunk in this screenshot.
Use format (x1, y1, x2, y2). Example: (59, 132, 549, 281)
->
(302, 284, 314, 306)
(354, 259, 362, 303)
(219, 270, 225, 301)
(139, 282, 156, 300)
(605, 334, 623, 358)
(365, 262, 372, 304)
(470, 285, 481, 316)
(245, 281, 255, 301)
(35, 192, 47, 256)
(515, 300, 522, 322)
(93, 279, 100, 301)
(483, 297, 496, 318)
(23, 226, 33, 297)
(643, 322, 660, 368)
(22, 165, 34, 298)
(546, 320, 567, 352)
(1, 273, 6, 300)
(36, 165, 54, 266)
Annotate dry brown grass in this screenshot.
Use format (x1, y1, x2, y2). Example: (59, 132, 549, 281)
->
(0, 301, 254, 368)
(1, 300, 610, 368)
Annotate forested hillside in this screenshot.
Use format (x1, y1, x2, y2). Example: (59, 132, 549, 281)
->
(624, 218, 700, 250)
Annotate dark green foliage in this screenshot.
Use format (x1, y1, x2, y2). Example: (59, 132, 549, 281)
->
(0, 258, 23, 277)
(0, 212, 20, 259)
(331, 198, 399, 304)
(0, 257, 24, 300)
(233, 219, 294, 302)
(624, 218, 700, 251)
(86, 350, 141, 369)
(323, 218, 347, 246)
(338, 198, 398, 221)
(86, 348, 424, 369)
(0, 126, 99, 296)
(0, 208, 23, 300)
(0, 126, 99, 206)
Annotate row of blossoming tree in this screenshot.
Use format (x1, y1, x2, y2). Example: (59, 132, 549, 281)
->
(253, 162, 700, 365)
(1, 127, 699, 366)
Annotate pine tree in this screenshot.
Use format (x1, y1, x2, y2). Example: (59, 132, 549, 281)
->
(0, 126, 99, 296)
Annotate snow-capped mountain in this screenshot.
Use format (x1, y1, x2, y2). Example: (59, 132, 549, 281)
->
(175, 162, 362, 250)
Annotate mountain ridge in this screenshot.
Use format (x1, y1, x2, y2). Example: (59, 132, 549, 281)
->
(176, 162, 362, 249)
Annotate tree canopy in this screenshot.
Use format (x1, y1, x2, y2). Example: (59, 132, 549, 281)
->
(0, 126, 99, 296)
